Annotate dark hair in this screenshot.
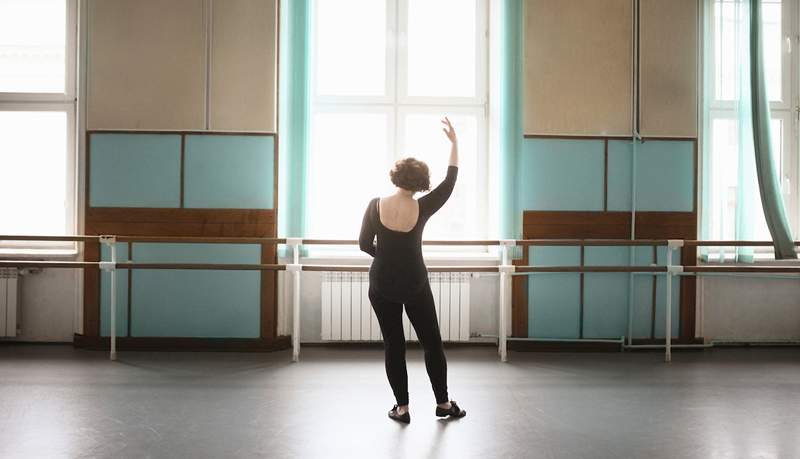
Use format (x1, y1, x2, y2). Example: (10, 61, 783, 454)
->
(390, 157, 430, 192)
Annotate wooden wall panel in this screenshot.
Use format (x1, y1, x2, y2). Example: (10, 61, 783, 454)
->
(210, 0, 278, 132)
(640, 0, 698, 137)
(524, 0, 632, 136)
(87, 0, 206, 130)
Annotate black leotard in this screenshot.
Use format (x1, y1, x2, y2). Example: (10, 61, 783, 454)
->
(359, 166, 458, 302)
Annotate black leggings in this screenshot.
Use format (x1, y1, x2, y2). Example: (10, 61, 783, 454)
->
(368, 282, 448, 406)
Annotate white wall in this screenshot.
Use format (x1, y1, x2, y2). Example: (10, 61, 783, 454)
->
(700, 276, 800, 341)
(6, 268, 79, 342)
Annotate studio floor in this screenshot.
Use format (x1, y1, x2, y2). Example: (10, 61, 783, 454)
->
(0, 344, 798, 459)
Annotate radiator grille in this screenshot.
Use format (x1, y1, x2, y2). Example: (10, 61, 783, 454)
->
(0, 268, 19, 337)
(320, 272, 470, 342)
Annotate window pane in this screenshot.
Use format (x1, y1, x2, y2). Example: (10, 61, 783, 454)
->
(315, 0, 386, 97)
(709, 117, 783, 243)
(308, 112, 390, 238)
(406, 0, 477, 97)
(0, 111, 68, 235)
(762, 0, 781, 101)
(709, 118, 738, 241)
(401, 113, 478, 240)
(0, 0, 66, 93)
(713, 0, 781, 102)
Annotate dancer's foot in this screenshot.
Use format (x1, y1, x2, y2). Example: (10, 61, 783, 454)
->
(389, 404, 410, 423)
(435, 400, 466, 418)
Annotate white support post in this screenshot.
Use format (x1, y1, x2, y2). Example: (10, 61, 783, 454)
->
(100, 235, 117, 361)
(498, 240, 516, 362)
(664, 240, 684, 363)
(287, 238, 303, 362)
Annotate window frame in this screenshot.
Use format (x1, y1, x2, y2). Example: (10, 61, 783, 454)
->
(0, 0, 78, 253)
(706, 0, 800, 255)
(308, 0, 491, 255)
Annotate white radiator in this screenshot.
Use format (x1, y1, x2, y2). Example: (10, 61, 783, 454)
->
(0, 268, 19, 337)
(321, 272, 470, 342)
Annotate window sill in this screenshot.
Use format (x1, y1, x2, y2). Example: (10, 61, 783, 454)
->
(0, 248, 79, 260)
(699, 255, 800, 266)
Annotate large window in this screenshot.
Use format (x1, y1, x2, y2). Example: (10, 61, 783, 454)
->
(309, 0, 488, 247)
(0, 0, 76, 251)
(707, 0, 798, 250)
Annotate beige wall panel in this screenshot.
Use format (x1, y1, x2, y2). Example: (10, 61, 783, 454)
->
(640, 0, 698, 137)
(210, 0, 277, 132)
(87, 0, 206, 130)
(525, 0, 632, 136)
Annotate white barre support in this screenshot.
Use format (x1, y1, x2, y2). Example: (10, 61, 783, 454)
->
(99, 235, 117, 361)
(498, 240, 516, 362)
(287, 238, 303, 362)
(663, 243, 682, 363)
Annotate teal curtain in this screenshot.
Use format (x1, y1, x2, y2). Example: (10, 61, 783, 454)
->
(499, 0, 524, 242)
(702, 0, 796, 261)
(749, 0, 797, 259)
(278, 0, 312, 256)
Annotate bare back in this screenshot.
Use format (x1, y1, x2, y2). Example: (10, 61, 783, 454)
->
(378, 196, 420, 233)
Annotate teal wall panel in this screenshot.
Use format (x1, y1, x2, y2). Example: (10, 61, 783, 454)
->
(519, 139, 605, 211)
(583, 247, 630, 339)
(528, 246, 581, 338)
(100, 243, 129, 337)
(607, 140, 695, 212)
(184, 135, 275, 209)
(89, 133, 181, 207)
(130, 243, 261, 338)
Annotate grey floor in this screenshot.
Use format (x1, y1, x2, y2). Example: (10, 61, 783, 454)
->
(1, 346, 799, 459)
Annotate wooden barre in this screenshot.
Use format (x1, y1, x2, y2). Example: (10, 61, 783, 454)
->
(115, 236, 287, 244)
(684, 240, 800, 247)
(0, 235, 101, 242)
(300, 239, 502, 246)
(515, 239, 669, 246)
(0, 261, 102, 269)
(300, 265, 500, 272)
(514, 265, 668, 273)
(684, 266, 800, 274)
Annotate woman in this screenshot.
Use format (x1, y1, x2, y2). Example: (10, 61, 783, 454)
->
(359, 117, 467, 424)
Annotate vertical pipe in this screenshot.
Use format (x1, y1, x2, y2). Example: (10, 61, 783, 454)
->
(292, 268, 301, 362)
(109, 242, 117, 361)
(292, 240, 302, 362)
(626, 0, 641, 348)
(665, 246, 673, 363)
(499, 242, 510, 362)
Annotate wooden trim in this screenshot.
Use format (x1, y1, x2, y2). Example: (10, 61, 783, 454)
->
(511, 248, 530, 337)
(87, 207, 276, 224)
(87, 129, 276, 136)
(83, 238, 100, 338)
(524, 134, 633, 140)
(523, 134, 698, 142)
(73, 334, 291, 351)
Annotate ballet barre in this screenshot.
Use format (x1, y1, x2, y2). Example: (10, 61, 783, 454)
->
(2, 235, 799, 364)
